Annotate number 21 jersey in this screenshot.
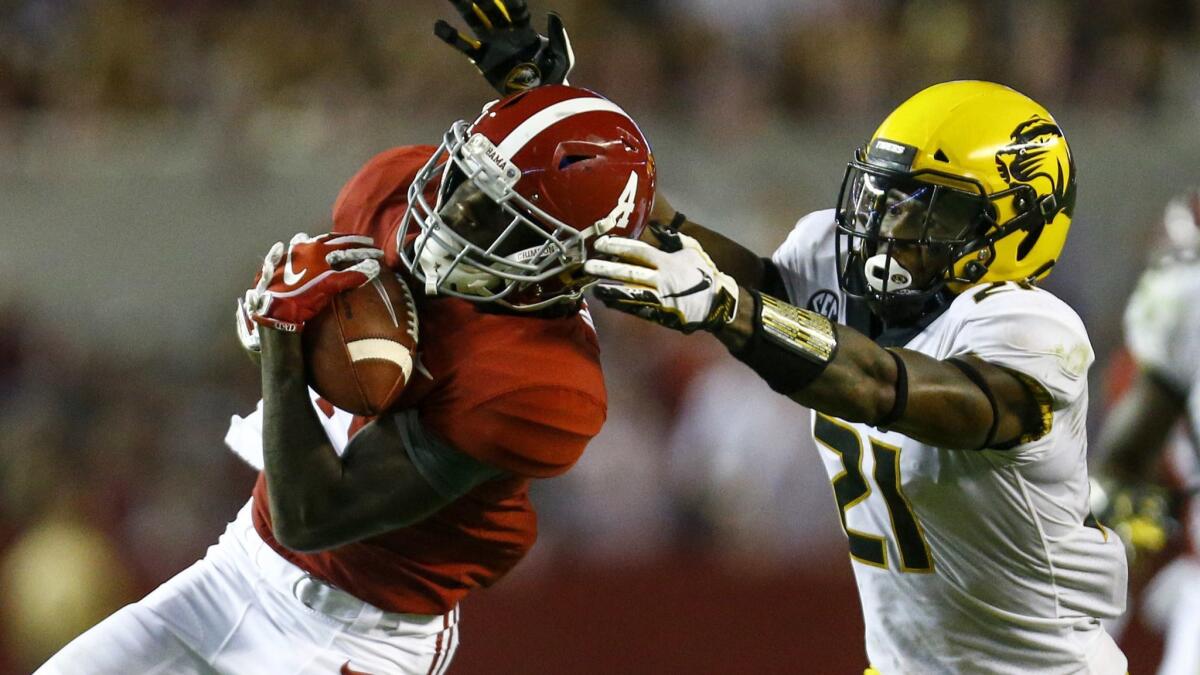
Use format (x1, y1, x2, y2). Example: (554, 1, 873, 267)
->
(773, 210, 1128, 675)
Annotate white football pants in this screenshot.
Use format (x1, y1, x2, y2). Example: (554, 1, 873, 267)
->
(1143, 556, 1200, 675)
(36, 501, 460, 675)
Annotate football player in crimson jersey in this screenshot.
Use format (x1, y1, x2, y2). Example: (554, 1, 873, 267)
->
(37, 16, 657, 675)
(442, 15, 1133, 675)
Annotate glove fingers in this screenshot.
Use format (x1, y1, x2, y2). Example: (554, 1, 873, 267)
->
(434, 19, 482, 57)
(504, 0, 531, 27)
(235, 299, 261, 352)
(545, 12, 575, 77)
(479, 0, 512, 28)
(592, 236, 663, 267)
(593, 284, 685, 328)
(325, 234, 378, 248)
(463, 1, 496, 31)
(583, 259, 659, 287)
(325, 247, 385, 267)
(448, 0, 489, 33)
(585, 237, 662, 269)
(266, 241, 285, 265)
(592, 282, 658, 304)
(342, 259, 382, 284)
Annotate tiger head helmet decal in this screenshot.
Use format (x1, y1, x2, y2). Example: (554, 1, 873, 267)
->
(993, 115, 1076, 260)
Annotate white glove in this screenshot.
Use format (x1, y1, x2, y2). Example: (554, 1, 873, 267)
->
(583, 232, 739, 333)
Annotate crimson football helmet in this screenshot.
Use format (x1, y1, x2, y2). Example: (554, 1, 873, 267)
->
(398, 85, 656, 310)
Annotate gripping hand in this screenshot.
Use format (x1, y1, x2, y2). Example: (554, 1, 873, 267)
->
(235, 233, 383, 349)
(434, 0, 574, 95)
(584, 233, 739, 334)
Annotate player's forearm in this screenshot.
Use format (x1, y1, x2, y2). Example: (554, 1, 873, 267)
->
(1096, 370, 1185, 482)
(259, 328, 349, 550)
(678, 220, 765, 290)
(259, 331, 455, 551)
(653, 192, 766, 290)
(714, 287, 895, 424)
(714, 289, 1015, 449)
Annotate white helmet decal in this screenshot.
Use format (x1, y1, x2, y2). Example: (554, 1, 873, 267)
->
(592, 171, 639, 237)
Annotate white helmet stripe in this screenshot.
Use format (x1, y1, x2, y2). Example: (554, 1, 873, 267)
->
(495, 97, 631, 160)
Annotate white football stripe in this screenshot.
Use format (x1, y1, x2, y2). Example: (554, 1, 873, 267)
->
(496, 97, 631, 160)
(347, 339, 413, 380)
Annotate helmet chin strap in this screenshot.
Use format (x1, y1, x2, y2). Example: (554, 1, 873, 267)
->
(864, 253, 915, 293)
(415, 231, 501, 297)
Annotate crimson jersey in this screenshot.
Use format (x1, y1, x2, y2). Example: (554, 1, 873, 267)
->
(250, 146, 607, 614)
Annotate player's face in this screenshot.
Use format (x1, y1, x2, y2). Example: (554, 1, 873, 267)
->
(438, 177, 544, 257)
(848, 174, 983, 291)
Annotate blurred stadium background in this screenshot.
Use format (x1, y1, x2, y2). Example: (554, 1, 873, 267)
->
(1, 0, 1198, 672)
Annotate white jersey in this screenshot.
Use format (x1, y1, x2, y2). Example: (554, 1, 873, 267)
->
(1124, 249, 1200, 506)
(1123, 251, 1200, 675)
(772, 210, 1128, 675)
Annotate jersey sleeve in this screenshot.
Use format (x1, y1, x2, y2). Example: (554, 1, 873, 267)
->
(1124, 260, 1200, 395)
(428, 385, 606, 479)
(951, 285, 1094, 410)
(770, 209, 839, 308)
(332, 145, 439, 246)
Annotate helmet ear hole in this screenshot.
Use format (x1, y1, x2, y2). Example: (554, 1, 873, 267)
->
(933, 149, 950, 163)
(558, 154, 596, 170)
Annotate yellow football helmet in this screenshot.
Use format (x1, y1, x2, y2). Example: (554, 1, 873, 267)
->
(835, 80, 1076, 319)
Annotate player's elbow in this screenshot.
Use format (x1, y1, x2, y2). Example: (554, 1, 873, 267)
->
(271, 514, 326, 552)
(273, 519, 339, 553)
(270, 501, 343, 553)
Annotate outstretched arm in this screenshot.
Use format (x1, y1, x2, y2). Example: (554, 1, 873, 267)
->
(584, 233, 1048, 451)
(435, 0, 574, 95)
(647, 191, 773, 292)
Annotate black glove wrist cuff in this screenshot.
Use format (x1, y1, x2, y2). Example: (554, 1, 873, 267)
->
(731, 290, 838, 395)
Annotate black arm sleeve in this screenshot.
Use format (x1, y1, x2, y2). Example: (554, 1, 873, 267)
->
(760, 258, 789, 300)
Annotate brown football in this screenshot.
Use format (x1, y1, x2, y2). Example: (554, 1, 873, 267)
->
(302, 271, 419, 416)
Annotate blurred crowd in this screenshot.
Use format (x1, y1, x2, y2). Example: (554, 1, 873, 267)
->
(1, 0, 1198, 127)
(3, 0, 1200, 670)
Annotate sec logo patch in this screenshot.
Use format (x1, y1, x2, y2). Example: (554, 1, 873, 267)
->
(807, 290, 839, 320)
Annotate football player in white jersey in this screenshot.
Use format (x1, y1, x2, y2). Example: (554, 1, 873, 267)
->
(1093, 188, 1200, 675)
(582, 81, 1130, 673)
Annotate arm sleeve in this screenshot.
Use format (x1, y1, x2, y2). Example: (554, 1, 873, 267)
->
(1124, 263, 1200, 396)
(951, 286, 1094, 411)
(430, 386, 607, 479)
(392, 409, 506, 499)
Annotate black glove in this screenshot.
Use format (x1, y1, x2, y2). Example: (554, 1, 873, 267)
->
(1090, 476, 1181, 565)
(434, 0, 574, 95)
